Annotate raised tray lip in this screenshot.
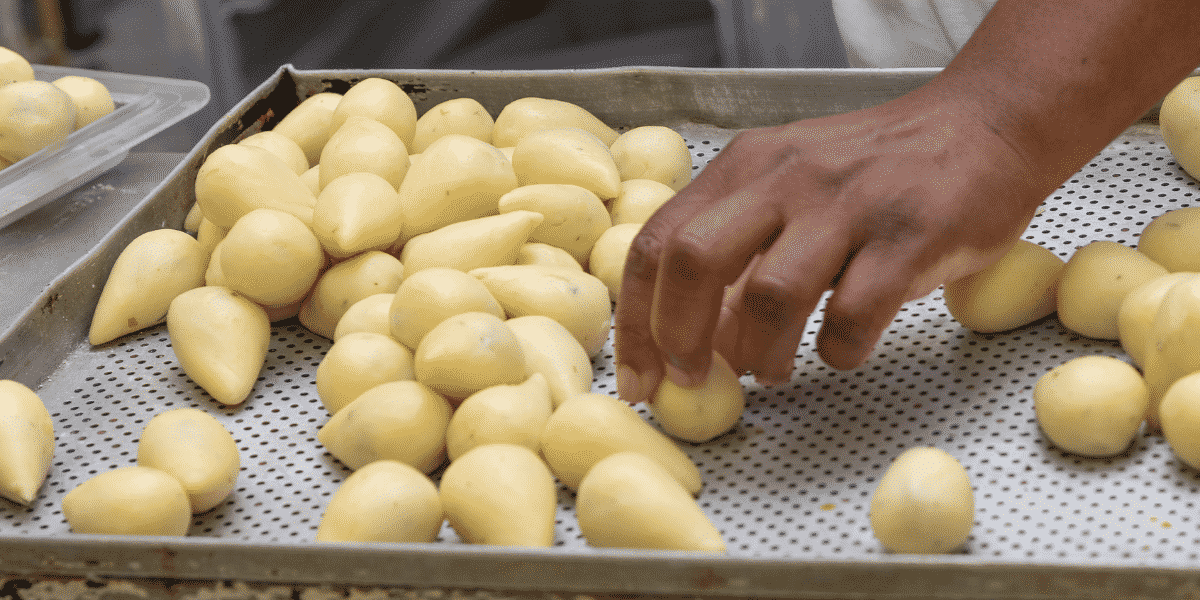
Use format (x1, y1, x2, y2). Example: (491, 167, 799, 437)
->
(0, 64, 1186, 598)
(0, 534, 1196, 598)
(0, 65, 210, 231)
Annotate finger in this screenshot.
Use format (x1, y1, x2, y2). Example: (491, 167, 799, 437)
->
(614, 224, 670, 405)
(614, 173, 732, 405)
(817, 241, 925, 370)
(652, 185, 787, 388)
(731, 218, 855, 385)
(713, 254, 762, 373)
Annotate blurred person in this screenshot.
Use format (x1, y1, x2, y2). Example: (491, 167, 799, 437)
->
(614, 0, 1200, 403)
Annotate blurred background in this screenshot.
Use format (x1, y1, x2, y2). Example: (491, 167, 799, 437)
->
(0, 0, 849, 151)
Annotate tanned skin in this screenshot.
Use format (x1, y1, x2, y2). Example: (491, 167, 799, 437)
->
(615, 0, 1200, 404)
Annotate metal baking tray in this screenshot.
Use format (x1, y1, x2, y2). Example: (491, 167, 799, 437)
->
(1, 65, 1198, 599)
(0, 65, 209, 230)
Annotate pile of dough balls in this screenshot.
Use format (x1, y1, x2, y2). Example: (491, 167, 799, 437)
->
(0, 46, 114, 169)
(79, 78, 753, 551)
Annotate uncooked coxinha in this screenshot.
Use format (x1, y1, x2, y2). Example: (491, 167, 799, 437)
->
(0, 380, 54, 506)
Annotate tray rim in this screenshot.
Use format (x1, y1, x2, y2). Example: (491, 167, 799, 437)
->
(0, 64, 1190, 598)
(2, 535, 1198, 599)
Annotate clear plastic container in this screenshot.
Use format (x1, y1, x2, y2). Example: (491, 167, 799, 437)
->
(0, 65, 209, 230)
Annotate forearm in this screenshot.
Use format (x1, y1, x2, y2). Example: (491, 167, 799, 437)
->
(921, 0, 1200, 195)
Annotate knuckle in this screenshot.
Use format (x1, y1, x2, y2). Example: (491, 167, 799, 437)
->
(860, 188, 942, 246)
(623, 226, 669, 282)
(739, 275, 811, 333)
(614, 316, 653, 347)
(660, 229, 720, 285)
(825, 284, 902, 335)
(726, 127, 814, 171)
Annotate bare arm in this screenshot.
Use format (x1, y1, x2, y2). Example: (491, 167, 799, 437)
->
(938, 0, 1200, 189)
(614, 0, 1200, 405)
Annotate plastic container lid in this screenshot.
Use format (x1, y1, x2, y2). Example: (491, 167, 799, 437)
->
(0, 65, 210, 230)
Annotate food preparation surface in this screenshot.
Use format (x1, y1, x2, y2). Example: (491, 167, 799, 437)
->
(0, 152, 187, 339)
(9, 122, 1199, 573)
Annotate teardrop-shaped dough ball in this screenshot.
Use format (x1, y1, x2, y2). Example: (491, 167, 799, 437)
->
(869, 447, 974, 554)
(540, 393, 702, 494)
(609, 179, 675, 225)
(317, 332, 415, 415)
(136, 407, 240, 513)
(411, 97, 494, 153)
(62, 466, 191, 536)
(220, 208, 324, 308)
(319, 116, 410, 191)
(1057, 240, 1168, 340)
(505, 315, 593, 408)
(650, 351, 745, 443)
(395, 134, 518, 242)
(588, 223, 641, 302)
(167, 286, 271, 405)
(1033, 355, 1147, 458)
(238, 130, 308, 175)
(299, 250, 405, 340)
(0, 46, 34, 87)
(942, 239, 1064, 334)
(401, 210, 544, 275)
(313, 171, 405, 258)
(439, 443, 557, 547)
(470, 265, 612, 357)
(608, 126, 693, 191)
(273, 92, 342, 167)
(317, 380, 452, 473)
(445, 373, 553, 461)
(1159, 371, 1200, 470)
(52, 75, 114, 130)
(0, 81, 75, 162)
(0, 380, 55, 505)
(1119, 272, 1199, 368)
(577, 451, 724, 553)
(516, 242, 583, 271)
(414, 311, 526, 401)
(316, 459, 443, 543)
(389, 267, 505, 349)
(333, 293, 396, 341)
(90, 229, 207, 345)
(1137, 206, 1200, 272)
(194, 144, 317, 228)
(497, 184, 611, 266)
(492, 97, 617, 147)
(329, 77, 417, 148)
(511, 128, 621, 200)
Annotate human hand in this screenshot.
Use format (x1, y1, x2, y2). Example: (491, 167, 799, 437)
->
(613, 94, 1051, 405)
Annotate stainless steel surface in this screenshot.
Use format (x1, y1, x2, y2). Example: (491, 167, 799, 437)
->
(1, 66, 1197, 599)
(0, 151, 187, 389)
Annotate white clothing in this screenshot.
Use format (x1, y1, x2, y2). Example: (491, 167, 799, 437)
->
(831, 0, 997, 67)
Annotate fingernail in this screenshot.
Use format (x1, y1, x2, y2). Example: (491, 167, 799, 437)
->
(616, 364, 642, 404)
(818, 313, 870, 370)
(664, 354, 701, 389)
(744, 330, 797, 388)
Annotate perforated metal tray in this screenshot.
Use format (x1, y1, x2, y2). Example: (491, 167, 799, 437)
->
(2, 66, 1199, 600)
